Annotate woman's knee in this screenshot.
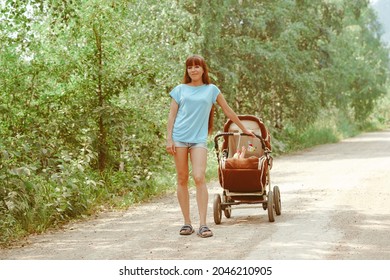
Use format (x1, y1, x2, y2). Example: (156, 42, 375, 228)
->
(176, 171, 189, 186)
(192, 173, 206, 186)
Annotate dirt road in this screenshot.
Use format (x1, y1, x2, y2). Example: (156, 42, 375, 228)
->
(1, 130, 390, 260)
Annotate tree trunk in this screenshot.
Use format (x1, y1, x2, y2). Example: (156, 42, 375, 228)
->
(93, 24, 107, 172)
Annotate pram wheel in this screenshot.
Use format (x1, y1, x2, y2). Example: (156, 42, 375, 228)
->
(267, 190, 275, 222)
(213, 194, 222, 224)
(273, 185, 281, 215)
(223, 191, 232, 218)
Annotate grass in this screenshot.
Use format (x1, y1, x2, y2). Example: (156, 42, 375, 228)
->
(274, 103, 390, 155)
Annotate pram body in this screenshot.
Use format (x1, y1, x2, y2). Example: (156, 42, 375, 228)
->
(213, 115, 281, 224)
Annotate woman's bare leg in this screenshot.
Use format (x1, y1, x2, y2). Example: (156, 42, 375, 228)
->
(173, 147, 191, 225)
(189, 147, 209, 227)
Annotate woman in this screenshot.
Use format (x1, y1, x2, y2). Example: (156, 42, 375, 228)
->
(166, 55, 254, 238)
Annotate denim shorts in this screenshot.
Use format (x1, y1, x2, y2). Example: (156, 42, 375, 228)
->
(174, 141, 208, 150)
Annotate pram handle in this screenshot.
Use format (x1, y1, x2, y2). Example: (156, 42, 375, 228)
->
(213, 132, 270, 156)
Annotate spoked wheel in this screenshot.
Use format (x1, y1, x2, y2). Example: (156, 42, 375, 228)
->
(267, 190, 275, 222)
(273, 185, 281, 216)
(223, 191, 232, 218)
(213, 194, 222, 224)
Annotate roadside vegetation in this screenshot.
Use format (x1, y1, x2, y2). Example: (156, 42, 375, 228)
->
(1, 0, 389, 247)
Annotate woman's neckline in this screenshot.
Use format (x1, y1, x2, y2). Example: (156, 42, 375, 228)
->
(184, 83, 206, 87)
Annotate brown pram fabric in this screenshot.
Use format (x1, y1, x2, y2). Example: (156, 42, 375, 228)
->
(219, 156, 268, 195)
(218, 115, 270, 196)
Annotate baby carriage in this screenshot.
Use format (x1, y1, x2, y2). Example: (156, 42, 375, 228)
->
(213, 115, 281, 224)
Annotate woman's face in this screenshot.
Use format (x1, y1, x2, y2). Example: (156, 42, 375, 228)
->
(187, 64, 204, 83)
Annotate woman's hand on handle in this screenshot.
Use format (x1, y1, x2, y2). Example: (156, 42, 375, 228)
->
(242, 128, 256, 138)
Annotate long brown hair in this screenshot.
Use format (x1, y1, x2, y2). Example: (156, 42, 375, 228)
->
(183, 55, 214, 135)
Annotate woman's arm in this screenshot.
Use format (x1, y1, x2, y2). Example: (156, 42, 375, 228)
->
(216, 93, 255, 136)
(166, 99, 179, 154)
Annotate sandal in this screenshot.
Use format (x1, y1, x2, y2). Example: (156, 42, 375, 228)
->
(197, 225, 213, 238)
(179, 224, 194, 235)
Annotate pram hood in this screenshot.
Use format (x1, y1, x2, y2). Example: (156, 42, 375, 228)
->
(221, 115, 271, 159)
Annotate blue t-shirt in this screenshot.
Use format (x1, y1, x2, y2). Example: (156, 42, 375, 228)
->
(170, 84, 220, 143)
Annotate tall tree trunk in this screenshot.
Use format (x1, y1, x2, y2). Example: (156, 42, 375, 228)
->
(93, 24, 107, 172)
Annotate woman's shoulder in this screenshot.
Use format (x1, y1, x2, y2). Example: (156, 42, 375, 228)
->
(170, 84, 185, 94)
(173, 84, 185, 90)
(207, 83, 221, 93)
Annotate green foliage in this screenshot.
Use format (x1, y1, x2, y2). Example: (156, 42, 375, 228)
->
(278, 108, 359, 153)
(1, 0, 389, 246)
